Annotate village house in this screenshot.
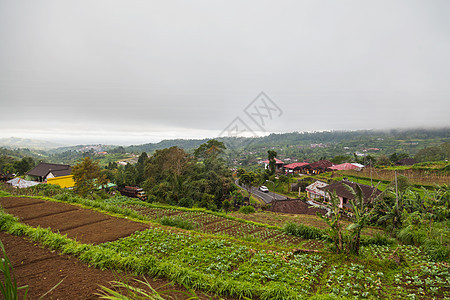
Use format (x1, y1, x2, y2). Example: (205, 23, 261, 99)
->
(262, 158, 284, 172)
(283, 162, 310, 174)
(329, 162, 364, 171)
(305, 180, 328, 201)
(303, 160, 333, 175)
(26, 162, 75, 188)
(321, 179, 381, 209)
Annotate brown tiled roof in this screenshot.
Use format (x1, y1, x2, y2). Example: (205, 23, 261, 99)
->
(321, 180, 381, 203)
(308, 160, 333, 170)
(27, 163, 71, 177)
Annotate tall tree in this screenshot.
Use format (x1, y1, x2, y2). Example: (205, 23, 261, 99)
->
(72, 157, 106, 197)
(136, 152, 148, 185)
(144, 147, 191, 204)
(267, 150, 277, 175)
(194, 139, 226, 160)
(13, 157, 35, 175)
(237, 168, 258, 200)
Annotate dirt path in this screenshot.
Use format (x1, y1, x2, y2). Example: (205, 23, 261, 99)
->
(0, 197, 149, 244)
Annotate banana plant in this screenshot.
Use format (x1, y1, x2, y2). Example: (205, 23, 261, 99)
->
(344, 183, 381, 255)
(317, 191, 345, 253)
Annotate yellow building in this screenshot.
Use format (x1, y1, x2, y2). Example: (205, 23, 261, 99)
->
(47, 175, 75, 188)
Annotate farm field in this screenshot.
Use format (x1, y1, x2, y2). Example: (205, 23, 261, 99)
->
(0, 197, 149, 244)
(340, 166, 450, 186)
(114, 202, 306, 247)
(1, 195, 449, 299)
(229, 210, 384, 237)
(0, 232, 207, 300)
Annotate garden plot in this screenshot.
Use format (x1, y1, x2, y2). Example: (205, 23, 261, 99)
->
(122, 204, 184, 219)
(361, 244, 450, 298)
(0, 197, 149, 244)
(0, 232, 217, 300)
(99, 231, 327, 297)
(0, 231, 120, 299)
(118, 203, 306, 246)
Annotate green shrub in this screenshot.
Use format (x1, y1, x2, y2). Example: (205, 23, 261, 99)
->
(178, 197, 193, 208)
(282, 222, 325, 240)
(0, 190, 11, 197)
(422, 239, 449, 262)
(397, 225, 426, 245)
(360, 233, 396, 246)
(261, 282, 297, 300)
(158, 216, 195, 230)
(0, 240, 29, 299)
(238, 205, 255, 214)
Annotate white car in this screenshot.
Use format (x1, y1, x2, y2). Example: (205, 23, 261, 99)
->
(259, 185, 269, 193)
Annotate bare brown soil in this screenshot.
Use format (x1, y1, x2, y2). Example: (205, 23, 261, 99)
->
(0, 232, 217, 299)
(268, 199, 326, 215)
(0, 197, 149, 244)
(0, 197, 226, 299)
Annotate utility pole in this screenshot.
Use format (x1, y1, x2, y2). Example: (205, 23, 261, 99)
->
(370, 159, 373, 187)
(395, 170, 399, 211)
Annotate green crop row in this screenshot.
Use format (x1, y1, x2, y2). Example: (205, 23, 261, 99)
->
(1, 205, 449, 299)
(0, 208, 318, 299)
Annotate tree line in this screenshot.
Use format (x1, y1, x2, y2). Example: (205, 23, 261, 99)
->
(73, 140, 235, 211)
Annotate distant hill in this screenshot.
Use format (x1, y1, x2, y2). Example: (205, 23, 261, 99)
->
(124, 138, 211, 153)
(121, 128, 450, 153)
(0, 137, 65, 150)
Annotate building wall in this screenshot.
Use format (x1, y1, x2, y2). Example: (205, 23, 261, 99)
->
(47, 175, 75, 188)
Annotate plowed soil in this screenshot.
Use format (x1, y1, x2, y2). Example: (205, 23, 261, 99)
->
(268, 198, 326, 215)
(0, 232, 214, 299)
(0, 197, 149, 244)
(0, 197, 221, 299)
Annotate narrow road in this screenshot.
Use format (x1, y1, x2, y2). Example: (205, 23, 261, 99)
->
(235, 181, 290, 204)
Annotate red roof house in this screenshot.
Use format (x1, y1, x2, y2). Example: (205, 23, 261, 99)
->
(283, 162, 310, 174)
(329, 163, 359, 171)
(262, 158, 284, 172)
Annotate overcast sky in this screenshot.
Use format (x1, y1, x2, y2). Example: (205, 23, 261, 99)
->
(1, 0, 449, 145)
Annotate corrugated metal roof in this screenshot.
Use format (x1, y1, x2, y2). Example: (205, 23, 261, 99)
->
(284, 162, 309, 169)
(305, 180, 328, 196)
(329, 163, 358, 170)
(7, 178, 41, 188)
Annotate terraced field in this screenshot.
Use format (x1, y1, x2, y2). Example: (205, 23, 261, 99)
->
(116, 203, 306, 246)
(1, 195, 448, 299)
(0, 197, 149, 244)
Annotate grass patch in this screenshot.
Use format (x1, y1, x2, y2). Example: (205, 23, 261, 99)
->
(0, 240, 29, 299)
(158, 216, 197, 230)
(283, 222, 326, 240)
(238, 205, 255, 214)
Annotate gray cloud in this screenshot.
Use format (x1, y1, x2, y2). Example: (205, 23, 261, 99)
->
(1, 0, 449, 144)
